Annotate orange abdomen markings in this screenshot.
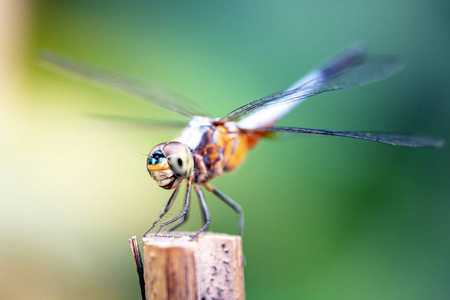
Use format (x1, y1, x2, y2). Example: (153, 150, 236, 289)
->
(193, 125, 268, 181)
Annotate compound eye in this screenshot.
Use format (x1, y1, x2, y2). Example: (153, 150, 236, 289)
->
(148, 143, 165, 159)
(163, 142, 194, 179)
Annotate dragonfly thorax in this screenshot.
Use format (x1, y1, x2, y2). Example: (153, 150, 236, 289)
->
(176, 116, 215, 150)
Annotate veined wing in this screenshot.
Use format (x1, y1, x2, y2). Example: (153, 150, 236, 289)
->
(256, 126, 444, 148)
(222, 46, 402, 122)
(237, 44, 367, 129)
(288, 44, 366, 92)
(40, 51, 208, 119)
(88, 113, 188, 128)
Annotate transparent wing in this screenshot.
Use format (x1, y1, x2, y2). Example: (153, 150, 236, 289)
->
(88, 113, 188, 128)
(40, 51, 208, 119)
(287, 43, 366, 91)
(256, 126, 444, 148)
(222, 47, 402, 122)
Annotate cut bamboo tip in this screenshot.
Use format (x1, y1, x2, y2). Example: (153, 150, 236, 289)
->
(142, 232, 245, 300)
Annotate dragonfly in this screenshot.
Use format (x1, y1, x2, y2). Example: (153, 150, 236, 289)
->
(42, 45, 443, 240)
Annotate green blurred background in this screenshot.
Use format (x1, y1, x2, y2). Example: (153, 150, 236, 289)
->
(1, 0, 449, 299)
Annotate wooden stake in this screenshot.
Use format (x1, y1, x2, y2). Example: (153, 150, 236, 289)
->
(141, 232, 245, 300)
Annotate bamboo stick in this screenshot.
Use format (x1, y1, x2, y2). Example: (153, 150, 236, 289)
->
(139, 232, 245, 300)
(129, 236, 146, 299)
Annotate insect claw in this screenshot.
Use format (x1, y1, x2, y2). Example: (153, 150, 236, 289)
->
(143, 228, 151, 237)
(156, 225, 164, 235)
(189, 233, 199, 241)
(143, 221, 159, 236)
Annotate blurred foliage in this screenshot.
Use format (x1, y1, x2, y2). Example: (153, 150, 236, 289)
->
(1, 0, 449, 299)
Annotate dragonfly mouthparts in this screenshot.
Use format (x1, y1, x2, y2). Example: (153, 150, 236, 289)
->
(147, 159, 176, 188)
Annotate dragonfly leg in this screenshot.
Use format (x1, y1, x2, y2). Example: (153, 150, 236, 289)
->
(165, 212, 189, 232)
(166, 191, 190, 232)
(203, 183, 244, 237)
(190, 183, 211, 240)
(155, 180, 192, 234)
(143, 187, 179, 236)
(200, 183, 246, 265)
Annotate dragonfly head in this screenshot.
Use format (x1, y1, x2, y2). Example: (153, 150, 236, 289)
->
(147, 142, 194, 189)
